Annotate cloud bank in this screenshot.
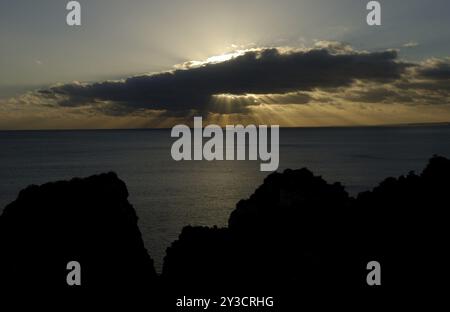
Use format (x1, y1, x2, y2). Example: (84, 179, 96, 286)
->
(38, 43, 418, 115)
(2, 42, 450, 128)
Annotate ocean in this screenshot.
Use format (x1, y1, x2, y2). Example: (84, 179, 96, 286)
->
(1, 125, 449, 270)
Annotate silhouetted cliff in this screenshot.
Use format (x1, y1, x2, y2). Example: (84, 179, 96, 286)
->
(162, 168, 352, 291)
(0, 172, 157, 299)
(1, 156, 449, 307)
(162, 156, 450, 302)
(354, 155, 450, 289)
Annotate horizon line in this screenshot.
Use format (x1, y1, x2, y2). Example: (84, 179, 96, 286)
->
(0, 121, 449, 132)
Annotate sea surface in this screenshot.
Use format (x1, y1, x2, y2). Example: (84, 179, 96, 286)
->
(1, 125, 450, 271)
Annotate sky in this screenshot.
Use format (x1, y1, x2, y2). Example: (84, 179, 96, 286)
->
(1, 0, 450, 129)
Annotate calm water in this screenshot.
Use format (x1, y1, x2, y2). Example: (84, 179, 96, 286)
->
(1, 126, 450, 270)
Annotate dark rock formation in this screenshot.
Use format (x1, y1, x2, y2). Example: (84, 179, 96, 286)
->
(162, 168, 354, 295)
(162, 156, 450, 303)
(1, 156, 449, 307)
(162, 226, 232, 288)
(354, 155, 450, 289)
(0, 172, 157, 299)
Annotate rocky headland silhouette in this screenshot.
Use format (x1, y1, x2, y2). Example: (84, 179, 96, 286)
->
(0, 172, 157, 302)
(1, 156, 448, 307)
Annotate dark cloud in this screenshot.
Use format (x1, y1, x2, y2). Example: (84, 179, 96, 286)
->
(416, 59, 450, 80)
(39, 47, 411, 116)
(343, 87, 414, 104)
(335, 57, 450, 106)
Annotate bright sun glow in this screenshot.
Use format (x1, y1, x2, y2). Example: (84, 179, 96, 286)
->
(204, 51, 245, 64)
(177, 49, 257, 69)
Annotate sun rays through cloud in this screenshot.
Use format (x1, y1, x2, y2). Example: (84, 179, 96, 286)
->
(2, 42, 450, 129)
